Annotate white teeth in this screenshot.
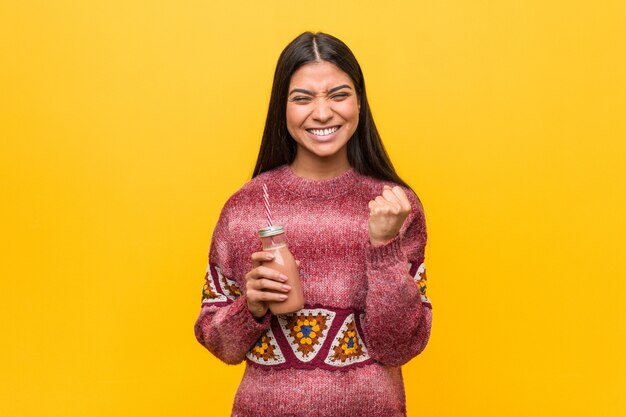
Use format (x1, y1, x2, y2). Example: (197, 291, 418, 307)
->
(308, 126, 339, 136)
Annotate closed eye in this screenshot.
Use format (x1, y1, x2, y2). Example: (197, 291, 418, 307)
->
(331, 93, 350, 100)
(290, 96, 312, 103)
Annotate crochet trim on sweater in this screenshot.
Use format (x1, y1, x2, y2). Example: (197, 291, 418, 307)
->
(246, 306, 374, 371)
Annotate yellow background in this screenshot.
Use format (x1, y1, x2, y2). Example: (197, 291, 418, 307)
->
(2, 1, 625, 416)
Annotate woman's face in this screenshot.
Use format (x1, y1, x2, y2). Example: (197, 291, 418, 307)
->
(286, 61, 360, 169)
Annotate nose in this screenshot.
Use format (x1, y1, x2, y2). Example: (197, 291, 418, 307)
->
(312, 99, 333, 123)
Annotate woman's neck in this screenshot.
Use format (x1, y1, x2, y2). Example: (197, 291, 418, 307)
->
(290, 153, 351, 180)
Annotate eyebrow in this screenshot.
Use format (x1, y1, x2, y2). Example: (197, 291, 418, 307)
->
(288, 84, 352, 96)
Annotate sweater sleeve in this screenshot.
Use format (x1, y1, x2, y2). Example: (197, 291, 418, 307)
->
(362, 191, 432, 367)
(193, 204, 271, 365)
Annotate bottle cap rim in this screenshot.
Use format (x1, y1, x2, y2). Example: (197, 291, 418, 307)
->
(258, 225, 284, 237)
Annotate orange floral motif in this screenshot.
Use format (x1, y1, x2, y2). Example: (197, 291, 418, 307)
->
(202, 272, 218, 301)
(285, 313, 328, 356)
(331, 320, 364, 362)
(221, 276, 242, 298)
(250, 334, 277, 361)
(417, 269, 427, 296)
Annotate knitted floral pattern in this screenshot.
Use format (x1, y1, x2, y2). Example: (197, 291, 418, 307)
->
(221, 276, 242, 299)
(201, 272, 218, 302)
(201, 265, 232, 306)
(277, 309, 337, 363)
(246, 327, 286, 366)
(324, 314, 370, 367)
(332, 319, 363, 360)
(286, 313, 328, 356)
(251, 334, 277, 361)
(417, 271, 427, 297)
(410, 262, 431, 307)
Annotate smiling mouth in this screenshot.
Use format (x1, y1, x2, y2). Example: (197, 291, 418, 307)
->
(306, 125, 341, 136)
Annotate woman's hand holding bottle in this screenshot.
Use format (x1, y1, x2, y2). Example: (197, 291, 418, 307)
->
(368, 185, 412, 246)
(245, 251, 291, 318)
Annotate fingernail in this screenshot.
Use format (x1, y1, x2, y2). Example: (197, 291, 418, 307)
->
(266, 253, 275, 260)
(282, 284, 291, 291)
(279, 295, 288, 300)
(279, 274, 288, 282)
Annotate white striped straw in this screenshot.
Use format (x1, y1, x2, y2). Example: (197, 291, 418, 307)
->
(263, 183, 273, 227)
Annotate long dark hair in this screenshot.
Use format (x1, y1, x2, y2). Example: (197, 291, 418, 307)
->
(252, 31, 410, 189)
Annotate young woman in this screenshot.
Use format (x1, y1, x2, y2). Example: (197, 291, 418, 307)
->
(194, 31, 432, 417)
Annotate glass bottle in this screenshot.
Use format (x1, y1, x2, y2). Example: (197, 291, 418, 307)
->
(258, 225, 304, 314)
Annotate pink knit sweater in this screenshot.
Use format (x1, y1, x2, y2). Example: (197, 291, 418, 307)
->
(194, 165, 432, 417)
